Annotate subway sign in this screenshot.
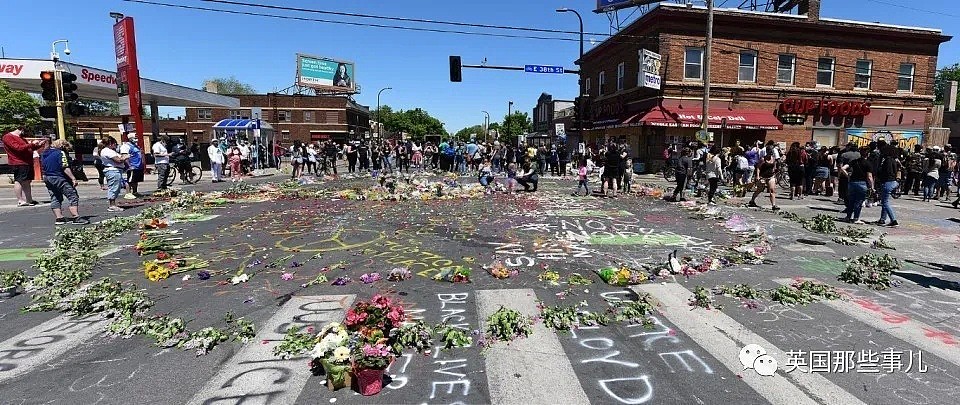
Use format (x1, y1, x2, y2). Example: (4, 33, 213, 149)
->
(779, 98, 871, 117)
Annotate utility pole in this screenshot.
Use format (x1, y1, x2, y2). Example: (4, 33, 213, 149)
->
(50, 39, 70, 140)
(508, 101, 514, 146)
(701, 0, 714, 143)
(481, 110, 490, 144)
(556, 8, 584, 144)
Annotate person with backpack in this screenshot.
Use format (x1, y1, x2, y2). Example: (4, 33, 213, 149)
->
(938, 145, 956, 201)
(704, 146, 724, 205)
(874, 145, 901, 227)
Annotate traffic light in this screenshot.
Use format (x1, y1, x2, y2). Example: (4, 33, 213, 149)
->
(40, 71, 57, 101)
(61, 72, 78, 102)
(449, 55, 462, 82)
(38, 106, 58, 119)
(66, 102, 87, 117)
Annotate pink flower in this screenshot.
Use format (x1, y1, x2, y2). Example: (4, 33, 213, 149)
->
(371, 294, 392, 309)
(281, 272, 294, 281)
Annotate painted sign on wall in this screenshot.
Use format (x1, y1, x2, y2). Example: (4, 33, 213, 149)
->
(846, 129, 923, 150)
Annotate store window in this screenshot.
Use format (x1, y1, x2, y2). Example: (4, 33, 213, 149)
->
(617, 63, 625, 91)
(813, 129, 840, 147)
(278, 110, 291, 122)
(303, 111, 313, 123)
(817, 57, 835, 87)
(684, 47, 703, 80)
(854, 60, 872, 90)
(898, 63, 915, 92)
(738, 51, 757, 83)
(777, 54, 795, 85)
(599, 71, 606, 95)
(197, 109, 212, 120)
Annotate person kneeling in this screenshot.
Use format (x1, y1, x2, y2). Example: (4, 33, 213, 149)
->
(515, 161, 539, 192)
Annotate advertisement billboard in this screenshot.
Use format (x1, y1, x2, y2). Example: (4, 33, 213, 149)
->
(297, 54, 356, 92)
(640, 49, 662, 90)
(596, 0, 660, 12)
(846, 129, 923, 151)
(113, 16, 145, 145)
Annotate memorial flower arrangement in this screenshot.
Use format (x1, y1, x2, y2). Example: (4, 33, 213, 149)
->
(310, 322, 354, 390)
(143, 255, 210, 282)
(345, 294, 406, 343)
(596, 266, 649, 286)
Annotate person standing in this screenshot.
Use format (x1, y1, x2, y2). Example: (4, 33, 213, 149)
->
(120, 133, 144, 199)
(40, 139, 86, 225)
(836, 143, 862, 204)
(670, 148, 693, 202)
(2, 126, 44, 206)
(785, 142, 808, 200)
(346, 142, 358, 173)
(921, 148, 942, 202)
(839, 154, 873, 224)
(273, 141, 284, 170)
(903, 145, 925, 196)
(152, 136, 171, 190)
(324, 140, 339, 175)
(238, 141, 251, 176)
(558, 143, 569, 177)
(704, 146, 724, 205)
(875, 146, 901, 227)
(748, 153, 780, 211)
(229, 146, 243, 182)
(92, 140, 106, 190)
(99, 137, 127, 212)
(208, 139, 225, 183)
(358, 141, 370, 171)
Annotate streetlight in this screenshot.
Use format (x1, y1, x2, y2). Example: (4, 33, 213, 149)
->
(701, 0, 715, 144)
(507, 101, 514, 146)
(110, 12, 125, 22)
(50, 39, 70, 61)
(376, 87, 392, 139)
(557, 7, 584, 140)
(481, 110, 490, 143)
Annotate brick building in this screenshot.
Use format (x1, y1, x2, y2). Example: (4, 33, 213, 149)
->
(578, 1, 951, 169)
(532, 93, 578, 145)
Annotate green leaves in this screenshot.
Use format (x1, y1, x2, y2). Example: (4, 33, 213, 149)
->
(391, 321, 435, 353)
(0, 269, 27, 288)
(0, 81, 41, 132)
(273, 325, 318, 359)
(839, 254, 900, 290)
(485, 306, 532, 342)
(689, 286, 717, 310)
(435, 324, 473, 350)
(769, 281, 841, 306)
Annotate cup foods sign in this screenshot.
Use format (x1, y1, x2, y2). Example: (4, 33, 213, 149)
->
(779, 98, 871, 117)
(640, 49, 662, 90)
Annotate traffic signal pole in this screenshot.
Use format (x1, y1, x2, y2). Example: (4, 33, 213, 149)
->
(54, 69, 67, 141)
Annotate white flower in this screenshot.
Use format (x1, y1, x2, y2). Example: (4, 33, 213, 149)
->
(310, 342, 326, 359)
(332, 346, 350, 362)
(230, 274, 250, 285)
(182, 274, 191, 281)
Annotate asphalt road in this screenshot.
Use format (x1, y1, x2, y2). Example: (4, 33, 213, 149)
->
(0, 169, 958, 405)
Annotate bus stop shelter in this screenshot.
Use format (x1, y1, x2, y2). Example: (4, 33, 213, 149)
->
(212, 119, 275, 172)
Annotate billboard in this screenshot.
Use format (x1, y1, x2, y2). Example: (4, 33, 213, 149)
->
(113, 16, 145, 146)
(846, 129, 923, 151)
(596, 0, 660, 12)
(297, 54, 356, 92)
(640, 49, 662, 90)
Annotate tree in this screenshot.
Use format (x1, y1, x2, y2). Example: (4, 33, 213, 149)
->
(499, 112, 532, 146)
(454, 125, 483, 141)
(379, 105, 447, 140)
(204, 76, 257, 95)
(0, 81, 41, 133)
(77, 100, 119, 116)
(934, 63, 960, 110)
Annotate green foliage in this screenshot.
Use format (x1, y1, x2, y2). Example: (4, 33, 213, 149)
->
(499, 111, 532, 146)
(454, 125, 484, 142)
(934, 63, 960, 110)
(273, 325, 317, 359)
(0, 81, 41, 133)
(839, 254, 900, 290)
(485, 306, 532, 342)
(715, 284, 765, 300)
(379, 105, 447, 139)
(611, 295, 657, 326)
(689, 286, 717, 309)
(77, 100, 120, 116)
(204, 76, 257, 95)
(540, 303, 610, 332)
(391, 321, 435, 353)
(769, 281, 841, 306)
(0, 269, 27, 288)
(871, 233, 896, 250)
(435, 324, 473, 350)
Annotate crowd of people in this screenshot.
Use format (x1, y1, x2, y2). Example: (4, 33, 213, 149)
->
(664, 138, 960, 226)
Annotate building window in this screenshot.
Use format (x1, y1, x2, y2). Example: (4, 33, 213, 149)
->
(303, 111, 313, 123)
(598, 71, 606, 95)
(617, 62, 625, 91)
(854, 60, 872, 90)
(585, 78, 592, 96)
(197, 109, 212, 120)
(777, 54, 795, 85)
(281, 130, 290, 140)
(813, 129, 840, 148)
(817, 57, 835, 87)
(324, 111, 339, 124)
(898, 63, 915, 92)
(738, 51, 757, 83)
(684, 47, 703, 80)
(278, 110, 291, 122)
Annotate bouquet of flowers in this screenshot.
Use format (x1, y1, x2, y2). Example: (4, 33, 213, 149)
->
(353, 342, 393, 370)
(432, 267, 471, 283)
(143, 256, 210, 282)
(485, 260, 519, 279)
(345, 294, 406, 343)
(387, 267, 412, 281)
(596, 266, 649, 286)
(134, 232, 192, 256)
(310, 322, 353, 390)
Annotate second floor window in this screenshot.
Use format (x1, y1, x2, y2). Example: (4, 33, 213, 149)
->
(278, 110, 291, 122)
(617, 63, 625, 91)
(817, 57, 835, 87)
(599, 71, 606, 95)
(898, 63, 915, 92)
(303, 111, 313, 123)
(685, 47, 703, 80)
(585, 78, 592, 96)
(855, 60, 872, 90)
(739, 51, 757, 82)
(777, 54, 795, 85)
(197, 109, 212, 120)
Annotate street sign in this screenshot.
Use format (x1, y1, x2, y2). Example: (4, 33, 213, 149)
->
(524, 65, 564, 74)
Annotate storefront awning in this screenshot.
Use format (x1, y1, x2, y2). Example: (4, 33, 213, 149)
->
(639, 106, 783, 130)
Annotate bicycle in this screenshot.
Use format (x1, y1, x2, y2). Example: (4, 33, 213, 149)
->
(165, 163, 203, 186)
(661, 165, 676, 182)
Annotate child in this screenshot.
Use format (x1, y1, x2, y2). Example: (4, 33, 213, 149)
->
(478, 158, 495, 190)
(505, 163, 517, 194)
(622, 158, 633, 193)
(229, 147, 243, 182)
(572, 159, 590, 196)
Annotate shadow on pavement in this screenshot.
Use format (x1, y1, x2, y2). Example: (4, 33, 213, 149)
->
(893, 271, 960, 293)
(809, 206, 842, 213)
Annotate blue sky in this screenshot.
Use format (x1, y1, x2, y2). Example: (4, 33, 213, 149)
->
(2, 0, 958, 132)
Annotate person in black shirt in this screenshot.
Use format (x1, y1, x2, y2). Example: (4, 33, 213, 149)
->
(358, 141, 370, 171)
(670, 148, 693, 201)
(874, 146, 901, 227)
(324, 141, 338, 175)
(840, 155, 874, 224)
(604, 142, 621, 197)
(749, 153, 780, 210)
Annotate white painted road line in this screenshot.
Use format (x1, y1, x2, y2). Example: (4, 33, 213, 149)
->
(633, 283, 866, 405)
(187, 294, 354, 405)
(0, 315, 108, 383)
(475, 289, 590, 405)
(774, 279, 960, 368)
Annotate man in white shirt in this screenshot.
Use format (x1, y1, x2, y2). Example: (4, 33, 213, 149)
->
(238, 141, 251, 175)
(152, 135, 171, 190)
(758, 140, 781, 160)
(208, 139, 225, 183)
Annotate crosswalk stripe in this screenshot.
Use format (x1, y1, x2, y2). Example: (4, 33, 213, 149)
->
(475, 289, 590, 405)
(186, 294, 354, 405)
(0, 315, 108, 383)
(774, 278, 960, 368)
(633, 283, 867, 405)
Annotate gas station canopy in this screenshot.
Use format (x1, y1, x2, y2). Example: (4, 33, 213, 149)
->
(0, 58, 239, 108)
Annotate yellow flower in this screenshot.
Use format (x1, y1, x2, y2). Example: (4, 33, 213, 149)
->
(147, 270, 161, 282)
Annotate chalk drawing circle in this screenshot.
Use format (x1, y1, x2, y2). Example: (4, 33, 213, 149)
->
(753, 354, 778, 376)
(739, 344, 766, 369)
(275, 228, 386, 253)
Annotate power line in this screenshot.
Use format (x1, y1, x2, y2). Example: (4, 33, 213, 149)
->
(864, 0, 960, 19)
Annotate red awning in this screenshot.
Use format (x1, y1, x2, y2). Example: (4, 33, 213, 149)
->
(639, 106, 783, 130)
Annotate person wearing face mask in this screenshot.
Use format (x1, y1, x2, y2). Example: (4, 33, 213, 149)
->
(120, 133, 144, 199)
